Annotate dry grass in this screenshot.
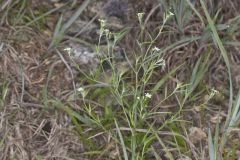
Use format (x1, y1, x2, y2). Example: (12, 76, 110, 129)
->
(0, 0, 240, 159)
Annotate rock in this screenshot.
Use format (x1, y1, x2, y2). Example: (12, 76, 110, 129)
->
(89, 0, 129, 30)
(67, 42, 99, 70)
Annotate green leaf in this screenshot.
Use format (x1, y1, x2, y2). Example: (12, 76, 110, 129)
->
(115, 119, 129, 160)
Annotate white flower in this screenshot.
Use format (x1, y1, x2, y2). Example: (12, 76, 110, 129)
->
(99, 19, 106, 23)
(77, 87, 84, 92)
(104, 29, 110, 37)
(164, 11, 174, 21)
(169, 11, 174, 16)
(77, 87, 87, 98)
(153, 46, 161, 52)
(209, 88, 219, 99)
(145, 93, 152, 99)
(64, 47, 72, 52)
(99, 19, 106, 27)
(137, 96, 140, 100)
(104, 29, 109, 33)
(176, 82, 182, 89)
(137, 12, 145, 23)
(64, 47, 73, 56)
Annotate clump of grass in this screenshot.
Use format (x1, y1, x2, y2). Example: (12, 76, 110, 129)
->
(50, 10, 210, 159)
(1, 0, 239, 159)
(55, 1, 240, 158)
(49, 0, 92, 48)
(200, 0, 240, 159)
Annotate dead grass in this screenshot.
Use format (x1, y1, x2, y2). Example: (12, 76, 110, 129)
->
(0, 0, 240, 159)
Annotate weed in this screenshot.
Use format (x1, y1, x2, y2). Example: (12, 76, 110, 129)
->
(1, 0, 240, 159)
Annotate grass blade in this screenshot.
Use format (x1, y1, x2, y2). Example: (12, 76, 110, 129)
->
(49, 15, 63, 48)
(208, 128, 216, 160)
(151, 64, 183, 95)
(25, 3, 67, 27)
(114, 119, 128, 160)
(200, 0, 233, 127)
(185, 0, 204, 27)
(49, 0, 91, 48)
(229, 88, 240, 127)
(62, 0, 91, 32)
(188, 48, 211, 94)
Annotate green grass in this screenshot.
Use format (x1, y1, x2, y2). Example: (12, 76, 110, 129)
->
(1, 0, 240, 159)
(49, 11, 192, 159)
(49, 0, 92, 48)
(200, 0, 240, 158)
(52, 8, 196, 159)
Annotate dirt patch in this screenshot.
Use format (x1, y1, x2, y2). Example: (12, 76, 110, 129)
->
(0, 0, 240, 159)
